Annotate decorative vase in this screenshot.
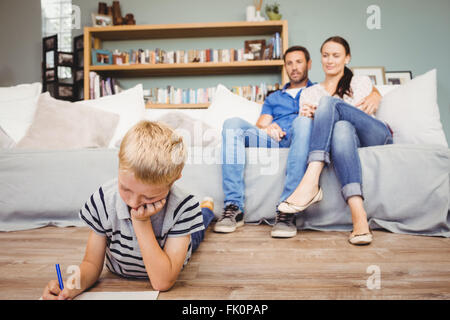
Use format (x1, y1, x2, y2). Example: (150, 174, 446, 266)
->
(255, 10, 266, 21)
(246, 5, 256, 21)
(267, 11, 282, 20)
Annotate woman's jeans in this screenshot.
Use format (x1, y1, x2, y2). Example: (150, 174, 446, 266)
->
(221, 116, 312, 212)
(308, 96, 393, 201)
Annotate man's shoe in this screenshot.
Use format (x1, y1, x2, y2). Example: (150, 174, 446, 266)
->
(271, 212, 297, 238)
(213, 204, 244, 233)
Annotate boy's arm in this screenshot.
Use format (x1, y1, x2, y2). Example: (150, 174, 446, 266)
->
(132, 217, 189, 291)
(43, 230, 106, 300)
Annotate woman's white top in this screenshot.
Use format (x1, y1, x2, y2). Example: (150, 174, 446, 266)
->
(300, 76, 373, 110)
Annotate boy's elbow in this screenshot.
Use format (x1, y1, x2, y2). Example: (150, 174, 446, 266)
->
(150, 279, 175, 292)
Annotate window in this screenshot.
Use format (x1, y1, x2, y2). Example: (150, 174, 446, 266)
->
(41, 0, 73, 79)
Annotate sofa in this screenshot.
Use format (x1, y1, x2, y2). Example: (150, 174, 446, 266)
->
(1, 69, 449, 237)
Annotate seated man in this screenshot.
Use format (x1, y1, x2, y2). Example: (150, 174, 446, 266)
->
(215, 46, 314, 237)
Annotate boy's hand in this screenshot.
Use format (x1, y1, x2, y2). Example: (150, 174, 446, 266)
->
(131, 199, 166, 221)
(42, 280, 78, 300)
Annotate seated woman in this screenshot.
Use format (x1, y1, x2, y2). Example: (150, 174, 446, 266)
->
(278, 36, 393, 245)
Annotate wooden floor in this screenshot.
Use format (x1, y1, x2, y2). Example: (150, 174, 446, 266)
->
(0, 224, 449, 300)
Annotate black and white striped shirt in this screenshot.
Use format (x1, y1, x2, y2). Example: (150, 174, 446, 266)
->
(78, 178, 204, 279)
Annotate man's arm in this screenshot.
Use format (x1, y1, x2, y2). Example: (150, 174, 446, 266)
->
(256, 114, 286, 141)
(255, 114, 273, 129)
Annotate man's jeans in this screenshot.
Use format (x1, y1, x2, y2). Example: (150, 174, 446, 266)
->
(221, 116, 312, 212)
(308, 96, 393, 201)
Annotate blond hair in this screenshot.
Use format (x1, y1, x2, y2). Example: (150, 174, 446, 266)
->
(119, 120, 186, 186)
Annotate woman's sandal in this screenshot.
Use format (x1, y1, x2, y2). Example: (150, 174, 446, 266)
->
(348, 231, 373, 245)
(277, 187, 323, 213)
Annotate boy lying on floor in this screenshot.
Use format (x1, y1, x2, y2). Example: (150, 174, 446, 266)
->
(42, 120, 214, 299)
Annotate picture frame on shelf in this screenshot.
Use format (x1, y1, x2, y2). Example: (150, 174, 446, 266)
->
(262, 43, 274, 60)
(91, 13, 113, 27)
(385, 71, 413, 85)
(244, 39, 266, 60)
(92, 49, 113, 65)
(351, 66, 386, 85)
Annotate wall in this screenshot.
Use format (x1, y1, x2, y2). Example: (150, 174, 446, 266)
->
(0, 0, 42, 86)
(72, 0, 450, 141)
(1, 0, 448, 140)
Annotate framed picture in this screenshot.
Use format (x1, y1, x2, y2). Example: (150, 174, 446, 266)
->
(262, 43, 274, 60)
(91, 13, 113, 27)
(45, 51, 55, 68)
(76, 51, 84, 68)
(43, 34, 57, 51)
(92, 49, 113, 65)
(58, 85, 73, 98)
(45, 69, 56, 82)
(58, 52, 74, 66)
(75, 70, 84, 82)
(385, 71, 413, 85)
(351, 66, 386, 85)
(74, 34, 84, 51)
(244, 39, 266, 60)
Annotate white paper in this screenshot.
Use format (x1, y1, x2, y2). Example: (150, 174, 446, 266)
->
(74, 291, 159, 300)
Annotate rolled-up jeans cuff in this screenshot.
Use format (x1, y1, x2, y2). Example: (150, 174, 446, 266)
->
(342, 183, 364, 202)
(307, 150, 330, 165)
(224, 201, 243, 212)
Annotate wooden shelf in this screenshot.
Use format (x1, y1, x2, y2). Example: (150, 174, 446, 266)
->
(146, 103, 210, 109)
(90, 60, 284, 77)
(84, 21, 289, 101)
(86, 21, 286, 40)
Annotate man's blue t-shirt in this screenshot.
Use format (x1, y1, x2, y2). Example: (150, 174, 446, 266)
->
(260, 80, 314, 146)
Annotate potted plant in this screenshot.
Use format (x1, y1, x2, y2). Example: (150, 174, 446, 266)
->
(265, 3, 282, 20)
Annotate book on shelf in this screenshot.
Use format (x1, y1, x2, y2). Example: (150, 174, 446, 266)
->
(143, 83, 279, 106)
(97, 40, 282, 67)
(89, 72, 122, 99)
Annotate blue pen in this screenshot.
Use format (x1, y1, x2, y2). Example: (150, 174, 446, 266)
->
(55, 264, 64, 290)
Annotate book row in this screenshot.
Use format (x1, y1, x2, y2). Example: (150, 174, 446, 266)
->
(91, 33, 283, 65)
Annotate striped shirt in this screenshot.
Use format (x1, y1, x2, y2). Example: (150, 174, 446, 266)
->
(78, 178, 204, 279)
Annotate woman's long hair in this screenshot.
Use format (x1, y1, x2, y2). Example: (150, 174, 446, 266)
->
(320, 36, 353, 98)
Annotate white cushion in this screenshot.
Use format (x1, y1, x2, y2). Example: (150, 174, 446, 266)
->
(144, 84, 263, 134)
(206, 84, 262, 131)
(375, 85, 399, 96)
(376, 69, 448, 147)
(0, 82, 42, 142)
(79, 84, 145, 147)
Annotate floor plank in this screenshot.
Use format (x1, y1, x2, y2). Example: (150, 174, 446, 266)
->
(0, 224, 449, 300)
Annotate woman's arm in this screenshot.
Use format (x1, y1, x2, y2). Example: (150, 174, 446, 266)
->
(354, 78, 382, 115)
(42, 231, 107, 300)
(132, 217, 189, 291)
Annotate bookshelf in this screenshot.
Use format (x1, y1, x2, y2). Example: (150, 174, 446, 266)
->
(83, 21, 288, 108)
